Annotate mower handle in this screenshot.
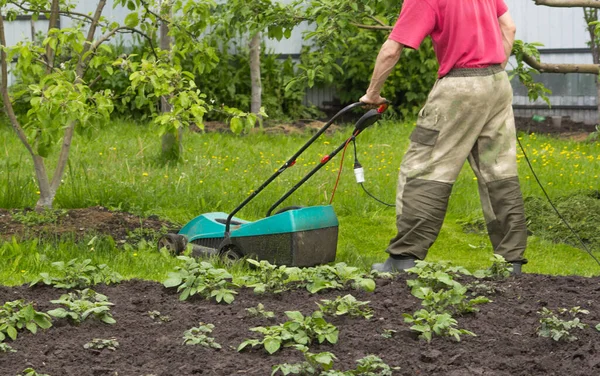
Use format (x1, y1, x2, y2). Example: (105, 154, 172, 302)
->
(221, 102, 381, 236)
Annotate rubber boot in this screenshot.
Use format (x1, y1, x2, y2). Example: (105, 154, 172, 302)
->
(511, 262, 522, 276)
(371, 257, 416, 273)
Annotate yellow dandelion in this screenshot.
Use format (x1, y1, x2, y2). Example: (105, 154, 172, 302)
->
(142, 172, 148, 176)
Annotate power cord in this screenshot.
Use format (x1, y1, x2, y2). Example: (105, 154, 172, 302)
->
(352, 138, 394, 207)
(517, 137, 600, 267)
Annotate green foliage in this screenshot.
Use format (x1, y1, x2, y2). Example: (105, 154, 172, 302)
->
(317, 294, 373, 319)
(406, 260, 471, 293)
(298, 0, 437, 118)
(300, 263, 376, 294)
(537, 306, 589, 342)
(47, 288, 116, 325)
(84, 337, 120, 351)
(380, 329, 397, 339)
(322, 355, 399, 376)
(272, 348, 337, 375)
(0, 300, 52, 342)
(510, 41, 552, 105)
(246, 303, 275, 319)
(11, 209, 65, 226)
(18, 368, 50, 376)
(30, 258, 123, 289)
(403, 309, 475, 343)
(414, 286, 490, 315)
(238, 311, 338, 354)
(239, 259, 300, 294)
(183, 322, 221, 348)
(163, 256, 238, 303)
(147, 310, 171, 323)
(524, 192, 600, 250)
(473, 255, 513, 280)
(596, 323, 600, 331)
(0, 342, 16, 353)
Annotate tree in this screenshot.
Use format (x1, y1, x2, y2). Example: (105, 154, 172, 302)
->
(1, 0, 255, 209)
(211, 0, 301, 121)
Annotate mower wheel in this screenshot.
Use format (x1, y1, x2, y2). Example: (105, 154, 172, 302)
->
(158, 233, 187, 255)
(220, 247, 243, 262)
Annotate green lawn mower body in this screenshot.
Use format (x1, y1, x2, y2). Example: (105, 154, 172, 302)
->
(158, 102, 387, 266)
(179, 206, 338, 267)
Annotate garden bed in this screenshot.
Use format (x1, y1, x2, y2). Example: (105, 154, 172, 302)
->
(1, 274, 599, 375)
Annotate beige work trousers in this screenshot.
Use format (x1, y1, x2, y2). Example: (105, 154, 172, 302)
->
(387, 66, 528, 263)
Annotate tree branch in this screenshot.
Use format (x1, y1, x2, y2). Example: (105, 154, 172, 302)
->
(534, 0, 600, 8)
(522, 52, 600, 73)
(350, 22, 392, 31)
(9, 1, 95, 22)
(45, 0, 60, 74)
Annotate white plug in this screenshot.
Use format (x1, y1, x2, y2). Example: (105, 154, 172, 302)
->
(354, 162, 365, 183)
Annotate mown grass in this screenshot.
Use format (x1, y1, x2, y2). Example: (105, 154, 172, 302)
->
(1, 117, 599, 285)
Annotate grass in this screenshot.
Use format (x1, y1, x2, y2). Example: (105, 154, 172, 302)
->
(0, 117, 599, 285)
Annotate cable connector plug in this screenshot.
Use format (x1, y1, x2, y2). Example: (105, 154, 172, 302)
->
(353, 161, 365, 183)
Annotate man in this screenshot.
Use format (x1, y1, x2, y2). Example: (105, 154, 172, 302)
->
(360, 0, 527, 274)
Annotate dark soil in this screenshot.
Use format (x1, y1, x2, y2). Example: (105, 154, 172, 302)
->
(1, 275, 599, 375)
(0, 207, 176, 243)
(514, 116, 597, 141)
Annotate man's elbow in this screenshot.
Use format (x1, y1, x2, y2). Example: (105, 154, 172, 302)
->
(381, 40, 403, 61)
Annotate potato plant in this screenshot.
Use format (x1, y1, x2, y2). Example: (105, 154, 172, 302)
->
(0, 342, 16, 353)
(299, 263, 375, 294)
(0, 300, 52, 342)
(84, 338, 120, 351)
(182, 323, 221, 349)
(238, 311, 338, 354)
(30, 258, 123, 289)
(163, 256, 237, 303)
(238, 259, 300, 294)
(18, 368, 50, 376)
(246, 303, 275, 319)
(537, 306, 589, 342)
(473, 255, 513, 280)
(403, 309, 476, 343)
(47, 289, 116, 325)
(317, 295, 373, 320)
(271, 348, 337, 375)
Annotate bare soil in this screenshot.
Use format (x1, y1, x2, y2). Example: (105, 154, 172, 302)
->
(0, 207, 175, 243)
(0, 275, 599, 375)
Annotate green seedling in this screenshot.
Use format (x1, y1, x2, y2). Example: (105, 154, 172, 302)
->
(403, 309, 476, 342)
(47, 289, 116, 325)
(321, 355, 399, 376)
(84, 338, 120, 351)
(473, 255, 513, 279)
(163, 256, 237, 303)
(239, 259, 300, 294)
(381, 329, 397, 339)
(272, 347, 337, 375)
(238, 310, 338, 354)
(246, 303, 275, 319)
(415, 285, 491, 315)
(537, 306, 589, 342)
(300, 263, 375, 294)
(30, 258, 123, 289)
(147, 310, 171, 323)
(183, 323, 221, 349)
(596, 323, 600, 331)
(12, 209, 65, 226)
(18, 368, 50, 376)
(317, 294, 373, 319)
(0, 300, 52, 342)
(406, 260, 470, 294)
(0, 342, 16, 353)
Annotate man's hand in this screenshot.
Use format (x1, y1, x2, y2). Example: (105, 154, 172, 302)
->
(360, 92, 387, 105)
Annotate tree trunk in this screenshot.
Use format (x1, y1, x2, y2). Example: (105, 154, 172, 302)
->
(249, 32, 262, 118)
(159, 7, 182, 161)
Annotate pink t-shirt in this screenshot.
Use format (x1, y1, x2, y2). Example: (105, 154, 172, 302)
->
(389, 0, 508, 77)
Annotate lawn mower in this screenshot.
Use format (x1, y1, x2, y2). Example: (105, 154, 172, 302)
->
(158, 102, 388, 266)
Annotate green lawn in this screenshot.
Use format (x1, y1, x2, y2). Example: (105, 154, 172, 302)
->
(1, 118, 599, 285)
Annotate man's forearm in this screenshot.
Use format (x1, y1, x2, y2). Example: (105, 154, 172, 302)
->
(499, 13, 516, 69)
(365, 40, 403, 97)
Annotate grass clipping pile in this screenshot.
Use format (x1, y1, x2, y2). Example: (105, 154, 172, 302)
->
(1, 258, 600, 376)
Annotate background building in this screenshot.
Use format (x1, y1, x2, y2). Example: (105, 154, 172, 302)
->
(2, 0, 597, 123)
